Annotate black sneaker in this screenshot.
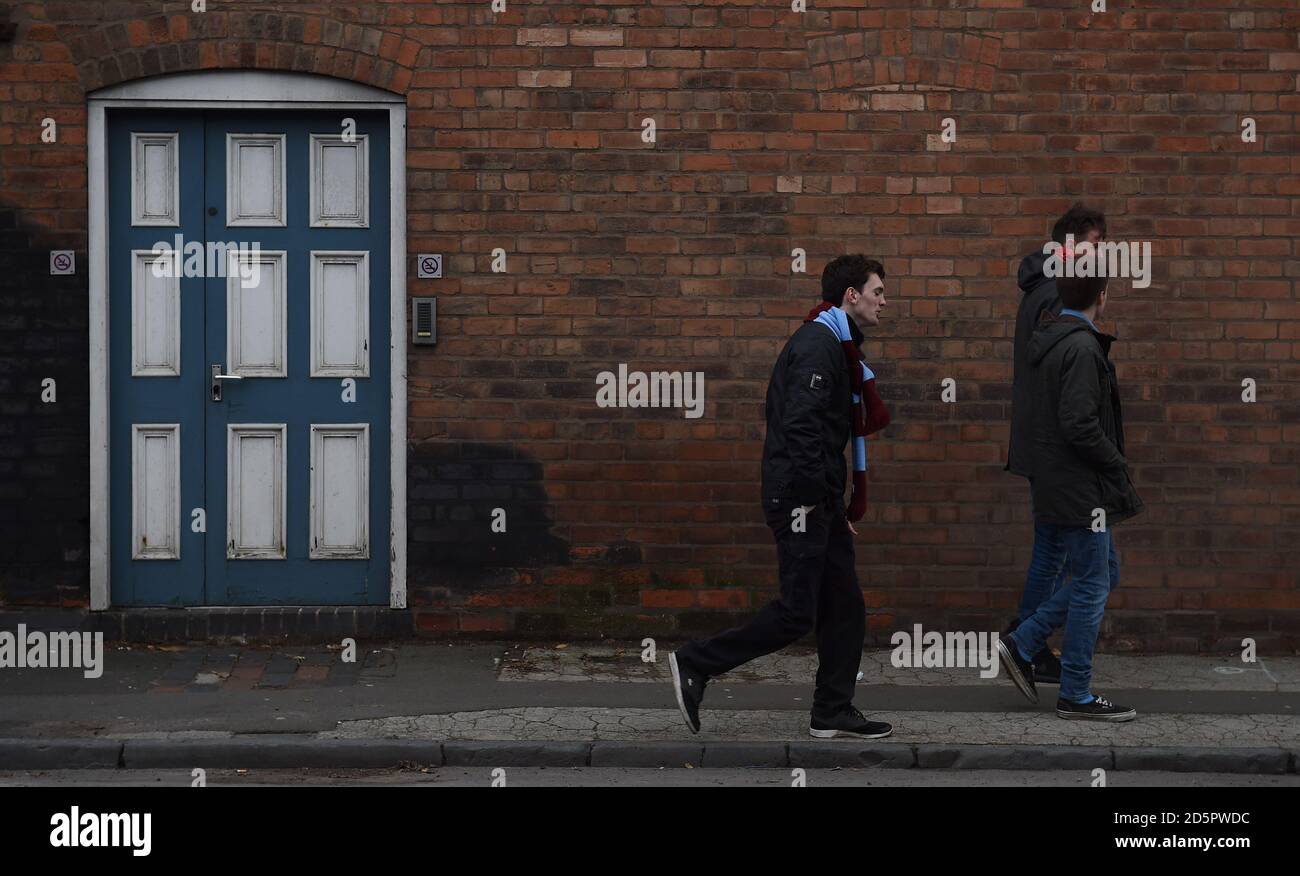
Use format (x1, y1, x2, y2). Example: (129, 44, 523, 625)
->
(1033, 648, 1062, 685)
(809, 705, 893, 740)
(995, 634, 1039, 704)
(1057, 694, 1136, 722)
(1004, 618, 1062, 685)
(668, 651, 706, 733)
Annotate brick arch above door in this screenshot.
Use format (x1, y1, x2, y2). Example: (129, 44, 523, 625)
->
(64, 10, 422, 95)
(803, 28, 1012, 94)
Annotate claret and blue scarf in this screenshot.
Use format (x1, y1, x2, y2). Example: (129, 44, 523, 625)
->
(804, 302, 891, 522)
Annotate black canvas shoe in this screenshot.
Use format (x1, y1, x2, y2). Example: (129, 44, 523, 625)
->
(996, 634, 1039, 704)
(809, 705, 893, 740)
(1057, 694, 1136, 722)
(668, 651, 706, 733)
(1033, 648, 1062, 685)
(1003, 617, 1062, 683)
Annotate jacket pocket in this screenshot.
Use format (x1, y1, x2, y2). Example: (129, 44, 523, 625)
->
(1096, 467, 1131, 517)
(1121, 467, 1143, 517)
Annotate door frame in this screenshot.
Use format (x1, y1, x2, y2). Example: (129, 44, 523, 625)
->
(87, 71, 408, 610)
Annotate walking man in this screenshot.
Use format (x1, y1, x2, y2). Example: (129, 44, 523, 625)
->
(669, 255, 893, 739)
(997, 272, 1144, 720)
(1005, 203, 1108, 685)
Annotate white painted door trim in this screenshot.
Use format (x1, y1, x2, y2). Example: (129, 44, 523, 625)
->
(88, 71, 408, 610)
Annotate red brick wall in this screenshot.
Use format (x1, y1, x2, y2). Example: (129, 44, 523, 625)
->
(1, 1, 1297, 651)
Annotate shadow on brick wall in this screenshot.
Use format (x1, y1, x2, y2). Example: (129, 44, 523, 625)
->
(407, 441, 571, 597)
(0, 205, 91, 607)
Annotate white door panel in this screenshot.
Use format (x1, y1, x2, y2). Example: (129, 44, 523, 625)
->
(226, 133, 286, 226)
(226, 249, 287, 377)
(131, 424, 180, 559)
(309, 133, 369, 227)
(130, 132, 179, 226)
(227, 424, 286, 559)
(310, 424, 369, 559)
(130, 249, 181, 376)
(310, 250, 369, 377)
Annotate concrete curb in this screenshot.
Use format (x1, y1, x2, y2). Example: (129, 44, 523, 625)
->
(0, 738, 1295, 773)
(122, 737, 442, 770)
(590, 742, 704, 768)
(0, 739, 123, 770)
(1112, 746, 1291, 775)
(788, 741, 915, 769)
(915, 744, 1113, 771)
(441, 741, 589, 767)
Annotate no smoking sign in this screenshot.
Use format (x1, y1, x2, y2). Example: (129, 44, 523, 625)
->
(50, 251, 75, 275)
(417, 254, 442, 279)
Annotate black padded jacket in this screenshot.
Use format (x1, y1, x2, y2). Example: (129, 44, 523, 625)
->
(1025, 312, 1144, 528)
(760, 319, 857, 507)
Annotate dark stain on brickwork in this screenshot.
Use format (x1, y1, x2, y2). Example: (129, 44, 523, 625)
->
(0, 206, 91, 608)
(407, 440, 572, 583)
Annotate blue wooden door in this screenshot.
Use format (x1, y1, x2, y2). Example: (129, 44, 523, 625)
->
(108, 109, 390, 606)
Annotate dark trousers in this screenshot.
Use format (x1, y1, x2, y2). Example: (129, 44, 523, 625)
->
(677, 492, 865, 717)
(1018, 477, 1071, 623)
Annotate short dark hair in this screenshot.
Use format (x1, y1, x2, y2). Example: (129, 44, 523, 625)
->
(1051, 203, 1107, 244)
(821, 254, 886, 306)
(1057, 274, 1108, 311)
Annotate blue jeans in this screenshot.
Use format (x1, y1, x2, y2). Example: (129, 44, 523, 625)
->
(1011, 527, 1119, 703)
(1019, 521, 1071, 622)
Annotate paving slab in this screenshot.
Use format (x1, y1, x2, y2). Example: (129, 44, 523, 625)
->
(2, 641, 1297, 774)
(500, 645, 1300, 691)
(322, 706, 1300, 750)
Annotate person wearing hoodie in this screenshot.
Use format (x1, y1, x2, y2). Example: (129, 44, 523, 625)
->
(1005, 204, 1107, 686)
(996, 271, 1144, 720)
(668, 255, 892, 740)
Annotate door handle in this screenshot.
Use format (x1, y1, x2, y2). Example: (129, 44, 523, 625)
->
(211, 364, 243, 402)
